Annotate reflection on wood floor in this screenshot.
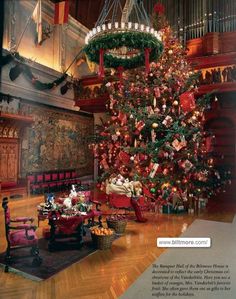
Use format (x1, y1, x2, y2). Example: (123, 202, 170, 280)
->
(0, 195, 235, 299)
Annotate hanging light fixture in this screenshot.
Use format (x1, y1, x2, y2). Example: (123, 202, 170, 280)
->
(84, 0, 163, 77)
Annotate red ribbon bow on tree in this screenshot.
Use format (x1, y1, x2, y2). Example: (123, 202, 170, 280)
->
(154, 3, 165, 15)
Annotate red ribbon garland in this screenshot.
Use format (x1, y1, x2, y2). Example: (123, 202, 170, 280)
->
(145, 48, 151, 75)
(99, 48, 105, 78)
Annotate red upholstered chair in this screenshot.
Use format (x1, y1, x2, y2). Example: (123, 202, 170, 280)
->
(64, 171, 72, 190)
(39, 173, 50, 193)
(52, 173, 58, 181)
(59, 172, 65, 191)
(34, 174, 44, 194)
(65, 171, 71, 180)
(36, 174, 43, 184)
(50, 173, 58, 191)
(27, 174, 35, 195)
(59, 172, 65, 180)
(70, 171, 77, 184)
(2, 197, 42, 272)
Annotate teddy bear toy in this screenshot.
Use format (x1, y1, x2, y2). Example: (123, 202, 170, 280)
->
(63, 197, 73, 209)
(133, 181, 143, 196)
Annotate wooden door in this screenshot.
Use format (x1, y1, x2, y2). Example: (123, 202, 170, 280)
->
(0, 139, 19, 183)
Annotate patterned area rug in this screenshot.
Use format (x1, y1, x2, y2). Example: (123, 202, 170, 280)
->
(0, 232, 97, 281)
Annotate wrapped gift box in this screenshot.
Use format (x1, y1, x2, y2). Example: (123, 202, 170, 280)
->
(162, 204, 174, 214)
(173, 205, 187, 214)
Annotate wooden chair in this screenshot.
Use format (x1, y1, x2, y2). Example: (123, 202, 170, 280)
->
(2, 197, 42, 272)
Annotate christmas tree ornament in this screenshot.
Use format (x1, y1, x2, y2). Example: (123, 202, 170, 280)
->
(163, 168, 168, 175)
(183, 160, 193, 172)
(118, 111, 127, 125)
(116, 130, 121, 136)
(149, 163, 159, 178)
(135, 120, 145, 134)
(118, 151, 130, 164)
(152, 122, 158, 129)
(147, 106, 155, 115)
(154, 87, 161, 98)
(180, 91, 195, 112)
(154, 107, 160, 114)
(153, 97, 157, 107)
(150, 187, 156, 194)
(163, 152, 169, 158)
(151, 129, 156, 142)
(162, 115, 173, 127)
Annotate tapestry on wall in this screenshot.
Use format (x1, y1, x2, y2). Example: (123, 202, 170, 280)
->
(20, 103, 94, 176)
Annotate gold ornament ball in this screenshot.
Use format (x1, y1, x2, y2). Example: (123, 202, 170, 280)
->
(173, 100, 179, 106)
(168, 49, 173, 55)
(192, 115, 197, 121)
(152, 123, 159, 129)
(116, 131, 121, 136)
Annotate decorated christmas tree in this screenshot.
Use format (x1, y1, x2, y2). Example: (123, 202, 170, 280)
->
(91, 3, 230, 210)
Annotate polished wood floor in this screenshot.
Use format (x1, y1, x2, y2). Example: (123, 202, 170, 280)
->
(0, 195, 235, 299)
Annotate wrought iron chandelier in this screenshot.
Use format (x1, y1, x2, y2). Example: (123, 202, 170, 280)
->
(84, 0, 163, 77)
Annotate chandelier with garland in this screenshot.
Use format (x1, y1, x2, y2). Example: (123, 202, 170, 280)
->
(84, 0, 163, 77)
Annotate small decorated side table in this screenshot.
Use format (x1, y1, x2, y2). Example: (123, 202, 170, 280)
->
(37, 200, 102, 251)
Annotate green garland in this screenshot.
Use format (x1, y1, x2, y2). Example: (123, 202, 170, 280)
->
(0, 52, 67, 91)
(84, 31, 163, 69)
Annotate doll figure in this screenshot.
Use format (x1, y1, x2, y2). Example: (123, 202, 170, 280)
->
(45, 193, 55, 209)
(63, 197, 72, 209)
(116, 174, 125, 186)
(69, 184, 77, 198)
(77, 192, 87, 212)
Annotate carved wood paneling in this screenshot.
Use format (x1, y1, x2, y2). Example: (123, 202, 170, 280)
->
(0, 139, 18, 183)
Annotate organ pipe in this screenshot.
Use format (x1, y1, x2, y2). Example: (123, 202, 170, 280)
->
(146, 0, 236, 44)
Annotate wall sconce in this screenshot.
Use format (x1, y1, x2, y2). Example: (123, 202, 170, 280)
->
(60, 81, 72, 95)
(9, 63, 23, 81)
